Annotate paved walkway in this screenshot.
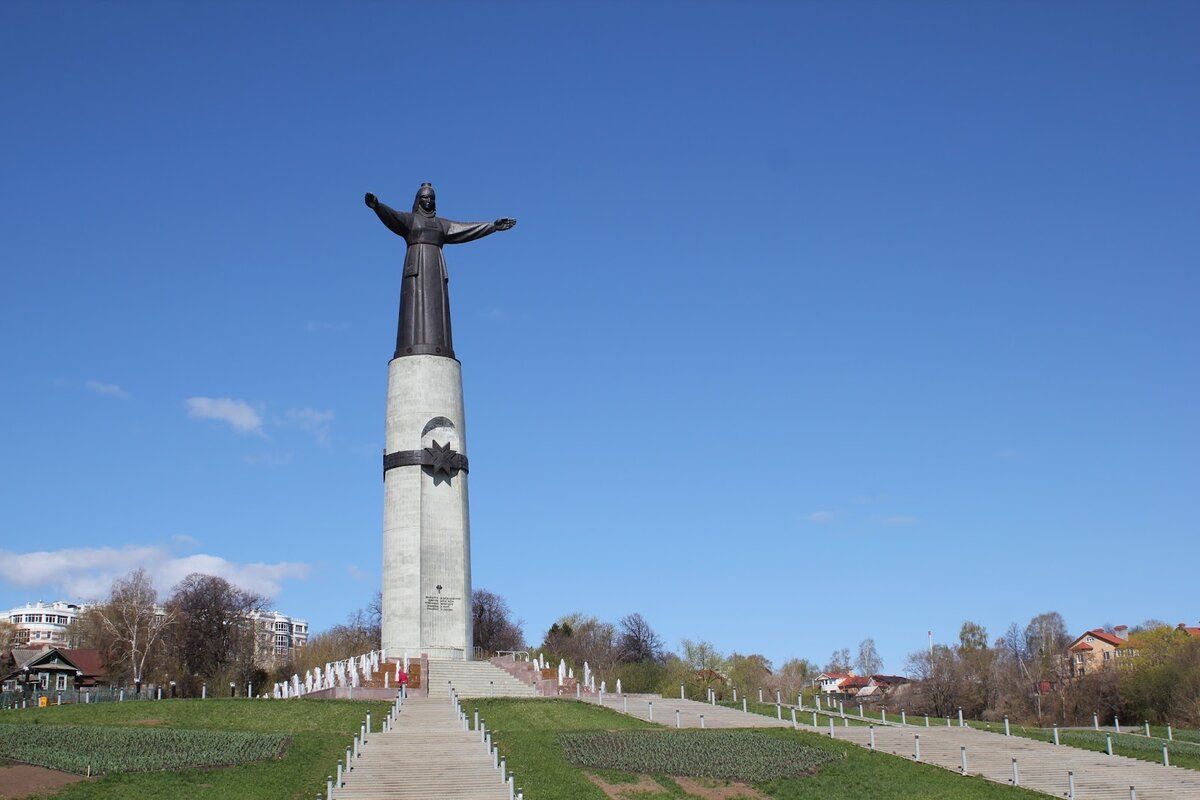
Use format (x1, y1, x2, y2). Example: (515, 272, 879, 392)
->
(586, 695, 1200, 799)
(335, 695, 509, 800)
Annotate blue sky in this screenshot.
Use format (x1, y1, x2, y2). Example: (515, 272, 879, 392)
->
(2, 2, 1197, 675)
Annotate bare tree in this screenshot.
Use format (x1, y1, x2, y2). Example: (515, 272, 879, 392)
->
(825, 647, 852, 673)
(472, 589, 524, 656)
(541, 614, 617, 671)
(92, 568, 175, 688)
(616, 613, 664, 663)
(1024, 611, 1069, 682)
(856, 638, 883, 676)
(0, 620, 17, 651)
(165, 573, 264, 689)
(776, 658, 816, 701)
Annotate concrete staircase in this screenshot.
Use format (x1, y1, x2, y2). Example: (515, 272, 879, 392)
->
(426, 658, 540, 698)
(335, 695, 509, 800)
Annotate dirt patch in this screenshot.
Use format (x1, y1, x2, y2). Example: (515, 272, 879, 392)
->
(0, 763, 92, 799)
(585, 772, 767, 800)
(676, 776, 768, 799)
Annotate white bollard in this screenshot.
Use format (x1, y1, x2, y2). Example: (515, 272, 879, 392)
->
(901, 710, 906, 726)
(1163, 744, 1170, 767)
(859, 703, 864, 717)
(924, 714, 929, 727)
(1115, 716, 1121, 734)
(776, 703, 781, 720)
(828, 717, 835, 737)
(648, 701, 653, 721)
(1093, 712, 1100, 730)
(869, 725, 875, 751)
(327, 776, 333, 799)
(1068, 770, 1075, 800)
(623, 695, 628, 713)
(1004, 716, 1010, 736)
(960, 746, 968, 774)
(1144, 721, 1150, 737)
(776, 690, 781, 704)
(676, 710, 681, 728)
(812, 711, 817, 726)
(346, 747, 351, 773)
(843, 717, 849, 727)
(881, 708, 887, 724)
(914, 734, 920, 761)
(1130, 787, 1137, 800)
(336, 763, 343, 787)
(958, 707, 964, 727)
(1168, 724, 1174, 741)
(1011, 757, 1019, 786)
(700, 714, 705, 728)
(791, 708, 797, 728)
(681, 684, 685, 700)
(743, 698, 748, 713)
(1053, 724, 1060, 745)
(1106, 734, 1113, 755)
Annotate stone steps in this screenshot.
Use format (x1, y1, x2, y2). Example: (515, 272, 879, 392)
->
(427, 658, 539, 698)
(335, 695, 509, 800)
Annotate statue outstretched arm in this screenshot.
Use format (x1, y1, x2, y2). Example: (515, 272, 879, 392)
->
(444, 217, 516, 244)
(365, 193, 411, 238)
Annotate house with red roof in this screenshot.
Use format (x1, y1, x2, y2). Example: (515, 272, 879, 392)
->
(1066, 627, 1134, 677)
(814, 672, 855, 693)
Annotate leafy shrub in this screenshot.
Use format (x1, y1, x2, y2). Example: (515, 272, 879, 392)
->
(560, 729, 841, 782)
(0, 724, 288, 775)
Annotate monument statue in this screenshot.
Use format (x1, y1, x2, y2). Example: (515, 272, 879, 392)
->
(365, 185, 515, 360)
(366, 183, 514, 661)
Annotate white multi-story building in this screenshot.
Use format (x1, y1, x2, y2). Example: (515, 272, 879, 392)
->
(5, 601, 308, 665)
(248, 610, 309, 663)
(4, 601, 84, 647)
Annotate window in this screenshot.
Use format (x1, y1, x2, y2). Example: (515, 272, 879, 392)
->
(1103, 651, 1111, 661)
(26, 614, 42, 623)
(40, 674, 49, 689)
(56, 674, 68, 691)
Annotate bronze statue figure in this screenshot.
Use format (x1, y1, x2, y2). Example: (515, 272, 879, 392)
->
(366, 184, 515, 359)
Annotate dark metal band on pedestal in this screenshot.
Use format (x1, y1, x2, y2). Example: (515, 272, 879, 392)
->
(393, 344, 456, 359)
(383, 441, 469, 478)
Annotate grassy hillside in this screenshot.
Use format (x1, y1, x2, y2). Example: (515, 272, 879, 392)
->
(472, 698, 1048, 799)
(0, 698, 390, 799)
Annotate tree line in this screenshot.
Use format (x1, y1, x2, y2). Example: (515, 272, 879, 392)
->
(67, 568, 273, 696)
(903, 612, 1200, 727)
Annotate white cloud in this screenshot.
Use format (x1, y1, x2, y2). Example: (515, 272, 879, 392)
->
(185, 397, 264, 435)
(85, 380, 130, 398)
(807, 511, 833, 524)
(883, 515, 917, 526)
(171, 533, 199, 547)
(0, 545, 309, 602)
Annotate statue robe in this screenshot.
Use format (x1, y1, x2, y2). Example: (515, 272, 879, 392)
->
(371, 201, 498, 359)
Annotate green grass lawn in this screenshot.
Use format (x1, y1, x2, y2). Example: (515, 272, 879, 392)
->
(473, 698, 1048, 799)
(0, 698, 391, 799)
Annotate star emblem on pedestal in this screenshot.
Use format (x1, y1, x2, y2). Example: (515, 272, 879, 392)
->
(425, 440, 458, 476)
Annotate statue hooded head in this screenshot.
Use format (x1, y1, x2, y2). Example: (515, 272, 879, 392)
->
(413, 183, 436, 217)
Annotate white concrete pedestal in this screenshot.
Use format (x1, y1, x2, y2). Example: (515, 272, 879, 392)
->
(381, 355, 472, 660)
